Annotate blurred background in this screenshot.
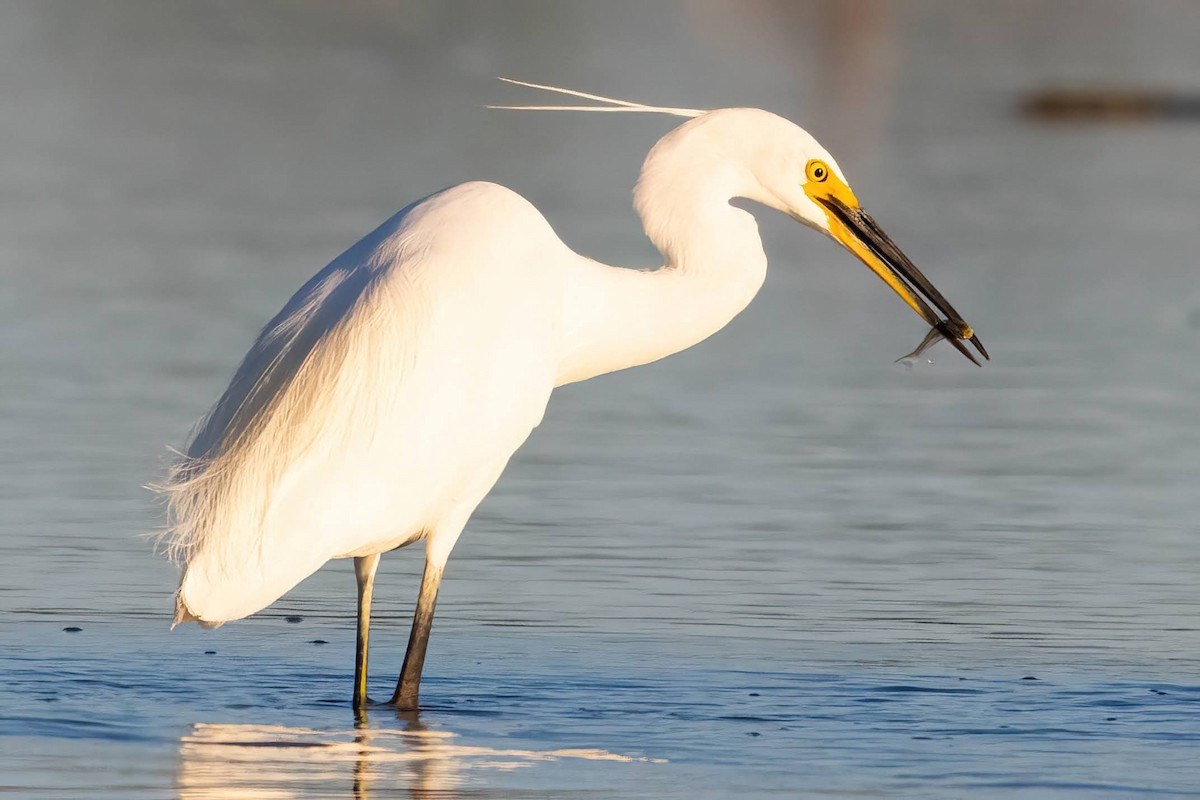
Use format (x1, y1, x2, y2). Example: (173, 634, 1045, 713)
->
(1, 1, 1198, 798)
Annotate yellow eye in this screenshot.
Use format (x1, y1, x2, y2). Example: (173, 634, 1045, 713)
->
(806, 160, 829, 183)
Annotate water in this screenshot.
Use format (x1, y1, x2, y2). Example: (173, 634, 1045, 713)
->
(2, 1, 1199, 796)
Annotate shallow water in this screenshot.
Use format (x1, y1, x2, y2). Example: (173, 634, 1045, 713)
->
(2, 1, 1199, 797)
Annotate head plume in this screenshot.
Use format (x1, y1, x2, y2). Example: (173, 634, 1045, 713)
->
(487, 77, 705, 118)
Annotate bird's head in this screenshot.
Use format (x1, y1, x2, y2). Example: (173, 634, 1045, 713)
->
(491, 80, 987, 365)
(707, 108, 989, 365)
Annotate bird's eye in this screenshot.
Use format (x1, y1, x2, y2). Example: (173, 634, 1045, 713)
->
(806, 160, 829, 183)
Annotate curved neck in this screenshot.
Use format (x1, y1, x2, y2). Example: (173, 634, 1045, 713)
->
(556, 169, 768, 386)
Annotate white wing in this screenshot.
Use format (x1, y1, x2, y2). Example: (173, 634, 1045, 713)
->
(160, 182, 569, 624)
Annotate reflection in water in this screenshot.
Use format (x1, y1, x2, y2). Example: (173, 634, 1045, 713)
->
(177, 716, 665, 799)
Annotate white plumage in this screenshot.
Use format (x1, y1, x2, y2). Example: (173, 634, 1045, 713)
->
(163, 184, 567, 623)
(157, 82, 984, 709)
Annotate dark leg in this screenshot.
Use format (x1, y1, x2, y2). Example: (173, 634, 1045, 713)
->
(353, 553, 381, 711)
(389, 560, 444, 710)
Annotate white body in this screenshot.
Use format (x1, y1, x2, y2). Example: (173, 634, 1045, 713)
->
(162, 107, 851, 626)
(173, 184, 569, 621)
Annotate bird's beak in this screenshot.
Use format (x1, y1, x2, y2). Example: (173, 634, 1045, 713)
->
(802, 175, 989, 366)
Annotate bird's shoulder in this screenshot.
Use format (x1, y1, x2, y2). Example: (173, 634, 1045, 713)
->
(334, 181, 563, 288)
(400, 181, 554, 245)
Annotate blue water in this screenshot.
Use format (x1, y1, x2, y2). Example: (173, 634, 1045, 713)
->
(7, 618, 1199, 798)
(2, 1, 1199, 797)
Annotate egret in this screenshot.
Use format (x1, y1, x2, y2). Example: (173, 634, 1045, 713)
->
(157, 79, 987, 711)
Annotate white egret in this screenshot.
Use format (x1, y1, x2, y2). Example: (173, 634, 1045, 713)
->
(157, 79, 987, 711)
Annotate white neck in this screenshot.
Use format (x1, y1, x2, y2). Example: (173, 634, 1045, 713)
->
(556, 152, 768, 386)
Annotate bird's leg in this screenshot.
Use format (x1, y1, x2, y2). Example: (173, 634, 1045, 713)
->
(353, 553, 381, 712)
(389, 559, 444, 710)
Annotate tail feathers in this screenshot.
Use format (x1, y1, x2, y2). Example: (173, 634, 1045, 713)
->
(171, 544, 328, 628)
(172, 588, 223, 630)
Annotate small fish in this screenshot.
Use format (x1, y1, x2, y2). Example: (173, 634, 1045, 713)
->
(896, 326, 945, 365)
(896, 319, 981, 366)
(902, 321, 984, 367)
